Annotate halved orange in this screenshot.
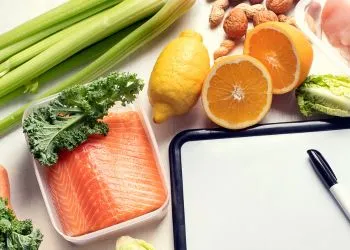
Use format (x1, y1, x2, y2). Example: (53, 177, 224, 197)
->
(201, 55, 272, 129)
(244, 22, 313, 94)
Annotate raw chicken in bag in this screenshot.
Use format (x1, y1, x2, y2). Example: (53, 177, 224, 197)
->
(322, 0, 350, 61)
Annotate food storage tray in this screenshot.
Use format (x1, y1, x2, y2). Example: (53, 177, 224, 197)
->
(22, 95, 170, 245)
(295, 0, 350, 74)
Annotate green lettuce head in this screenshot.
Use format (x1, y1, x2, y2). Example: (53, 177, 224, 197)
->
(116, 236, 156, 250)
(296, 74, 350, 117)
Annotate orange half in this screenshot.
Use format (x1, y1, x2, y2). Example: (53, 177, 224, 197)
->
(202, 55, 273, 129)
(244, 22, 313, 94)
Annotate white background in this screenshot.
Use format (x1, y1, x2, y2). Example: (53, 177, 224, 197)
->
(0, 0, 345, 249)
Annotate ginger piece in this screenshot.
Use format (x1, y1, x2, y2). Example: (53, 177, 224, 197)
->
(214, 39, 236, 59)
(209, 0, 230, 28)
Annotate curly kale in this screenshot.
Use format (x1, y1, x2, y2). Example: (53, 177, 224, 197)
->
(23, 72, 144, 166)
(0, 198, 43, 250)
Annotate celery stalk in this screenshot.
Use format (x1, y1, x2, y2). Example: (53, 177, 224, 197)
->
(0, 0, 127, 76)
(0, 0, 125, 48)
(0, 0, 122, 64)
(0, 14, 99, 77)
(0, 21, 144, 108)
(0, 89, 25, 108)
(0, 107, 26, 136)
(0, 0, 165, 98)
(0, 0, 195, 136)
(39, 0, 195, 97)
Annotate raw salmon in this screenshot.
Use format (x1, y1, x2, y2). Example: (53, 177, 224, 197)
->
(46, 111, 167, 236)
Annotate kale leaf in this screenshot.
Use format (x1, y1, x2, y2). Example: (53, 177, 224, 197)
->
(23, 72, 144, 166)
(0, 198, 43, 250)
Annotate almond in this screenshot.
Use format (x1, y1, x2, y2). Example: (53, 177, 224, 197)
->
(223, 8, 248, 39)
(253, 10, 278, 26)
(266, 0, 294, 15)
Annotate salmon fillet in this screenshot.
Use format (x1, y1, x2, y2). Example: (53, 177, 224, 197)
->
(46, 111, 167, 236)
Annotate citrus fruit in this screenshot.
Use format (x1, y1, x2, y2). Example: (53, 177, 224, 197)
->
(148, 30, 210, 123)
(244, 22, 313, 94)
(201, 55, 273, 129)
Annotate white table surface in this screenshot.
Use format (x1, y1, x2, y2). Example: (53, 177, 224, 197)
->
(0, 0, 345, 249)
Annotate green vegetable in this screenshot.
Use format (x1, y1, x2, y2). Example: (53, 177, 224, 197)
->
(0, 198, 43, 250)
(296, 74, 350, 117)
(23, 72, 143, 166)
(36, 0, 196, 98)
(0, 0, 195, 136)
(0, 0, 124, 48)
(116, 236, 155, 250)
(0, 14, 94, 76)
(0, 21, 144, 108)
(0, 0, 122, 64)
(0, 88, 33, 108)
(0, 0, 165, 98)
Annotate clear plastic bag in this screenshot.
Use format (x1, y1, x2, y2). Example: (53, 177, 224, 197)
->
(295, 0, 350, 73)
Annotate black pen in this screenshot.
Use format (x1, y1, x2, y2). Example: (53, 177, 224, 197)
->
(307, 149, 350, 220)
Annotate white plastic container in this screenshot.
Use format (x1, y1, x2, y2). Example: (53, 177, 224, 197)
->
(22, 96, 170, 245)
(295, 0, 350, 74)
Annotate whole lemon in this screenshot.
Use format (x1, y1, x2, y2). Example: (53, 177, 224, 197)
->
(148, 30, 210, 123)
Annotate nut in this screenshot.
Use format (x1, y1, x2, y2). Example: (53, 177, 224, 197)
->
(210, 7, 226, 27)
(236, 3, 265, 20)
(223, 8, 248, 39)
(278, 14, 297, 26)
(266, 0, 294, 14)
(209, 0, 230, 27)
(277, 14, 288, 22)
(214, 0, 230, 8)
(249, 0, 264, 4)
(253, 10, 278, 26)
(214, 39, 236, 59)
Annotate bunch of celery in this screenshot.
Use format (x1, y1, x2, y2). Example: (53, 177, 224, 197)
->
(0, 0, 165, 97)
(0, 0, 196, 136)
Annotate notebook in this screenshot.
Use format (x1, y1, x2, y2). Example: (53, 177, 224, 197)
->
(170, 119, 350, 250)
